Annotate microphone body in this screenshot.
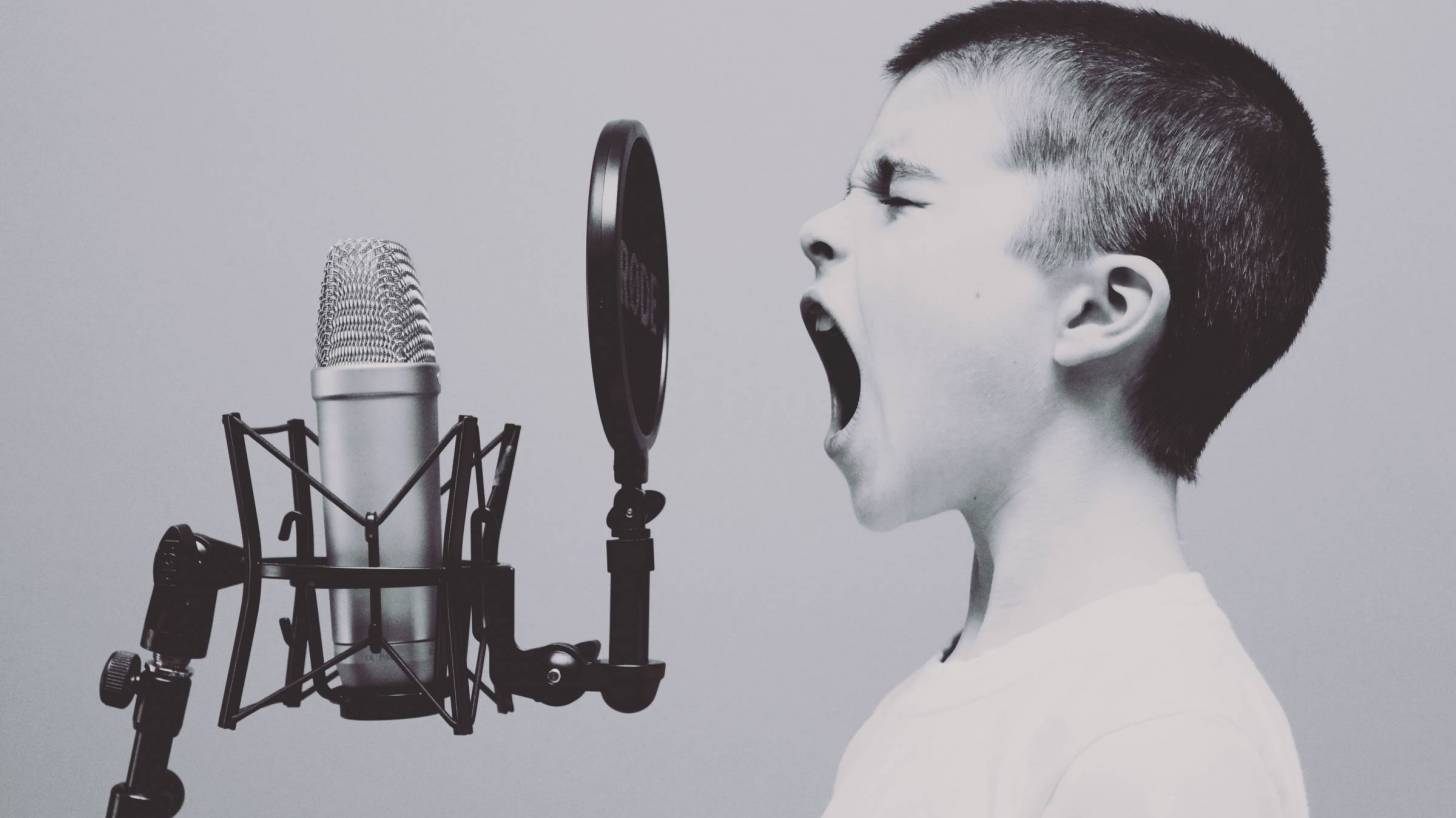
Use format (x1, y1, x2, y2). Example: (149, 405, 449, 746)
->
(312, 239, 441, 689)
(313, 363, 440, 687)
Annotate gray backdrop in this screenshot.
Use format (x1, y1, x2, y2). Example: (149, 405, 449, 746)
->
(2, 1, 1451, 816)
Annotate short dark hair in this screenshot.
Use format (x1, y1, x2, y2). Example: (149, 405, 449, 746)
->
(887, 1, 1330, 480)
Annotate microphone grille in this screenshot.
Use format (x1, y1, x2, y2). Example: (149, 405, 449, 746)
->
(315, 239, 437, 367)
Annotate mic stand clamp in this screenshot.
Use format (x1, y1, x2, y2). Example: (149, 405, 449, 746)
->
(100, 525, 245, 818)
(483, 485, 667, 714)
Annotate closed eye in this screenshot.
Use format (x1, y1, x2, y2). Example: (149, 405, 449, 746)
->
(845, 155, 937, 213)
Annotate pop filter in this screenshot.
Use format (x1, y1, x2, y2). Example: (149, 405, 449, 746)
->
(587, 120, 669, 488)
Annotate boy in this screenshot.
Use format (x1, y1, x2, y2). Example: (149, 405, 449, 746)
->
(797, 2, 1326, 816)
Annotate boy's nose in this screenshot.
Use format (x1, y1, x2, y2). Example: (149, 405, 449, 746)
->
(799, 206, 847, 271)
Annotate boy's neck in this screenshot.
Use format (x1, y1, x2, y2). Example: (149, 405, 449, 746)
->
(947, 415, 1186, 661)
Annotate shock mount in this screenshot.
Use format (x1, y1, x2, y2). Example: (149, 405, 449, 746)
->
(99, 413, 665, 817)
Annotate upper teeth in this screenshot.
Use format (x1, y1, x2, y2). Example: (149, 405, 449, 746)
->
(815, 314, 836, 332)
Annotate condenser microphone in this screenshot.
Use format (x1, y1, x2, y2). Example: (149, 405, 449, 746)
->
(312, 239, 441, 691)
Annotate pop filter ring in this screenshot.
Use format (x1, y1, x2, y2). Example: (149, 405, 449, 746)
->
(587, 120, 669, 487)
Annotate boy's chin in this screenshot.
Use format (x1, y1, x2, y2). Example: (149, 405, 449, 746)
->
(846, 465, 962, 532)
(847, 479, 912, 532)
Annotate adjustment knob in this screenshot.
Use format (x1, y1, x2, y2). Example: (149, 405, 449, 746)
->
(100, 651, 141, 708)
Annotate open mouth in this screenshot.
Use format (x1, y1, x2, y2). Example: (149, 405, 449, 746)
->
(801, 297, 861, 431)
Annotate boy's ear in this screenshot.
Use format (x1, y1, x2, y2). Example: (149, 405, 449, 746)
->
(1052, 254, 1170, 370)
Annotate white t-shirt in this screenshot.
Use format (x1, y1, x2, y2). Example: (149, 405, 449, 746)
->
(820, 572, 1307, 818)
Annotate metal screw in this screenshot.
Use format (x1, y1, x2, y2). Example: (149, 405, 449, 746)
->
(545, 668, 563, 685)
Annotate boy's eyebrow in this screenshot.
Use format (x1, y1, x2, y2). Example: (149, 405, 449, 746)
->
(845, 154, 941, 195)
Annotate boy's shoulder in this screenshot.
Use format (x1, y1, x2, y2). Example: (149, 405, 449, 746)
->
(1036, 574, 1252, 694)
(1019, 574, 1308, 816)
(928, 573, 1299, 770)
(1035, 573, 1295, 750)
(883, 573, 1277, 726)
(825, 573, 1307, 817)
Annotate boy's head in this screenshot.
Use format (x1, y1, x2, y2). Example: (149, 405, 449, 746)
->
(799, 1, 1328, 530)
